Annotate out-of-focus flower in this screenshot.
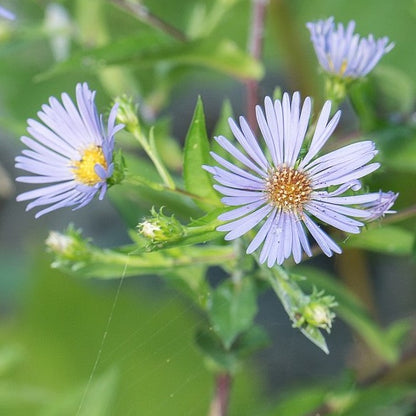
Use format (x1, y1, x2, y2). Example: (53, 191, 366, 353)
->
(0, 6, 14, 20)
(15, 82, 124, 218)
(204, 92, 396, 266)
(307, 17, 394, 79)
(44, 3, 73, 62)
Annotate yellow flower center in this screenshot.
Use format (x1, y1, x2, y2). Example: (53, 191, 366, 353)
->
(72, 146, 107, 186)
(328, 57, 348, 76)
(265, 166, 312, 214)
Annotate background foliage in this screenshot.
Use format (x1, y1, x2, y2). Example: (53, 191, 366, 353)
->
(0, 0, 416, 415)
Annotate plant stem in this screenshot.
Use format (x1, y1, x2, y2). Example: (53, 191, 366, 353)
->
(109, 0, 187, 42)
(245, 0, 268, 130)
(130, 126, 176, 189)
(208, 373, 232, 416)
(382, 203, 416, 224)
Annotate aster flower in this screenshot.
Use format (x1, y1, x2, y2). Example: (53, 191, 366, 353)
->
(204, 92, 396, 266)
(307, 17, 394, 79)
(15, 83, 124, 218)
(0, 6, 14, 20)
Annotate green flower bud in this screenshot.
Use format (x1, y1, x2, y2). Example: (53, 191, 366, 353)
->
(294, 288, 337, 333)
(303, 301, 334, 332)
(114, 95, 139, 133)
(46, 231, 76, 256)
(46, 226, 90, 264)
(137, 208, 185, 248)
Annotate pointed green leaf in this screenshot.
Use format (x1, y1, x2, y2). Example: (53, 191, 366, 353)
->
(38, 36, 264, 81)
(183, 97, 222, 210)
(209, 279, 258, 349)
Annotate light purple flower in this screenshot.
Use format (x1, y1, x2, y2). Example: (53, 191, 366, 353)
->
(15, 82, 124, 218)
(204, 92, 396, 266)
(307, 17, 394, 78)
(0, 6, 14, 20)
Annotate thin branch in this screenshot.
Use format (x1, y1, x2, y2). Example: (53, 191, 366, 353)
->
(109, 0, 188, 42)
(381, 204, 416, 224)
(208, 373, 232, 416)
(245, 0, 268, 130)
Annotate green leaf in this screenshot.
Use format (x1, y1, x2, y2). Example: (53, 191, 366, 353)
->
(293, 266, 400, 364)
(345, 226, 414, 255)
(232, 325, 270, 357)
(39, 368, 119, 416)
(36, 31, 171, 81)
(38, 36, 264, 81)
(209, 279, 258, 349)
(165, 266, 211, 308)
(339, 385, 416, 416)
(267, 385, 328, 416)
(183, 97, 222, 210)
(0, 344, 24, 376)
(195, 326, 240, 373)
(194, 324, 268, 374)
(72, 368, 119, 416)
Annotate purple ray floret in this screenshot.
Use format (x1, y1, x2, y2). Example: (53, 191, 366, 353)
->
(0, 6, 15, 20)
(204, 92, 397, 266)
(307, 17, 394, 78)
(15, 82, 124, 218)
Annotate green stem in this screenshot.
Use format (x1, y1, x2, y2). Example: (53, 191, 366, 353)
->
(58, 244, 236, 280)
(130, 126, 176, 189)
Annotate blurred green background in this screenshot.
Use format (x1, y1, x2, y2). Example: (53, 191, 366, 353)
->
(0, 0, 416, 415)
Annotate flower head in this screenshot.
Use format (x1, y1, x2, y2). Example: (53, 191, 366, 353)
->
(15, 82, 124, 218)
(0, 6, 15, 20)
(307, 17, 394, 79)
(204, 92, 396, 266)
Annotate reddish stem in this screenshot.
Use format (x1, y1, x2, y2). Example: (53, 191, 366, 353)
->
(245, 0, 268, 131)
(208, 373, 232, 416)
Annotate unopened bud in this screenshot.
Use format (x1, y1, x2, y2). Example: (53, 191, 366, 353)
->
(303, 301, 334, 332)
(46, 226, 90, 264)
(46, 231, 75, 256)
(137, 208, 184, 247)
(114, 95, 139, 133)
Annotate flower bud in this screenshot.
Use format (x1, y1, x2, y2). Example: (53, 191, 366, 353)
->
(46, 226, 90, 263)
(303, 301, 334, 332)
(114, 95, 139, 133)
(137, 208, 185, 248)
(294, 288, 337, 333)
